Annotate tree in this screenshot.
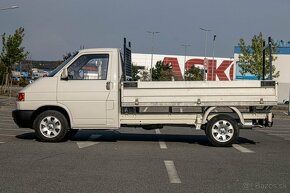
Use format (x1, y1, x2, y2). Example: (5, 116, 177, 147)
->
(152, 61, 175, 81)
(238, 32, 279, 80)
(131, 65, 150, 81)
(1, 27, 29, 73)
(184, 65, 204, 81)
(132, 65, 139, 81)
(0, 27, 29, 92)
(62, 52, 73, 61)
(0, 63, 6, 86)
(62, 51, 78, 61)
(138, 70, 150, 81)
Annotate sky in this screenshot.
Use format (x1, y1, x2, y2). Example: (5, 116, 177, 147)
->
(0, 0, 290, 60)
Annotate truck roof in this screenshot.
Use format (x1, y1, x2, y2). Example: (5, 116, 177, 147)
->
(78, 48, 119, 54)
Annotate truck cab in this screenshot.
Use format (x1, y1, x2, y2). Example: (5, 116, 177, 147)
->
(13, 48, 122, 141)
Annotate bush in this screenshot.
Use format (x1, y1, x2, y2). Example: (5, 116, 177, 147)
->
(12, 78, 28, 87)
(18, 78, 28, 87)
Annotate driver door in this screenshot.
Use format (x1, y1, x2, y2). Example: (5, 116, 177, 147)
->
(57, 53, 111, 128)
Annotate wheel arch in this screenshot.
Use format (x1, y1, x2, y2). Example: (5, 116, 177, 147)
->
(202, 106, 245, 125)
(32, 105, 72, 128)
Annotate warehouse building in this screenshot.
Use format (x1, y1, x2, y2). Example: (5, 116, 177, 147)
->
(132, 42, 290, 103)
(234, 42, 290, 103)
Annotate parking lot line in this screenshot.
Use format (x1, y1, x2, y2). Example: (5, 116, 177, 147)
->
(0, 116, 13, 119)
(0, 134, 15, 137)
(155, 129, 161, 134)
(0, 128, 31, 132)
(159, 140, 167, 149)
(268, 133, 290, 136)
(257, 128, 290, 131)
(267, 133, 290, 138)
(76, 134, 101, 149)
(232, 144, 254, 153)
(164, 160, 181, 184)
(263, 131, 290, 133)
(0, 119, 13, 122)
(154, 129, 168, 149)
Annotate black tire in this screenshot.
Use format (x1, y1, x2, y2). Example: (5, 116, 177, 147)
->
(33, 110, 69, 142)
(206, 114, 239, 147)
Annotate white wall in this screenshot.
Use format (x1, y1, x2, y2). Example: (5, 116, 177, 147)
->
(234, 53, 290, 103)
(132, 53, 232, 77)
(133, 52, 290, 103)
(273, 55, 290, 103)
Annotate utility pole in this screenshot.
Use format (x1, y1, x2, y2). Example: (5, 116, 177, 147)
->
(262, 40, 266, 80)
(288, 90, 290, 116)
(262, 37, 273, 80)
(147, 31, 160, 81)
(268, 37, 273, 80)
(181, 44, 191, 80)
(211, 35, 216, 81)
(200, 28, 211, 80)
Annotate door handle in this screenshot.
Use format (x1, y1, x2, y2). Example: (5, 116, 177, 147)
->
(106, 81, 111, 90)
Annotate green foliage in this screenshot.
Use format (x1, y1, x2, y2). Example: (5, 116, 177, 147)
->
(132, 65, 139, 81)
(184, 65, 204, 81)
(152, 61, 174, 81)
(238, 32, 279, 79)
(63, 52, 73, 61)
(62, 51, 78, 62)
(139, 70, 150, 81)
(0, 27, 29, 73)
(26, 60, 61, 70)
(0, 63, 6, 83)
(18, 78, 28, 87)
(132, 65, 150, 81)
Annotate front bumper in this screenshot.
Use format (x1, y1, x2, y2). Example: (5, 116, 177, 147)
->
(12, 110, 34, 128)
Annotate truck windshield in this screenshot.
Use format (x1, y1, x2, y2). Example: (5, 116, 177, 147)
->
(48, 52, 78, 77)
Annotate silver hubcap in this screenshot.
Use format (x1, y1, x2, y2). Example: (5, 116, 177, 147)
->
(40, 116, 62, 138)
(211, 120, 234, 142)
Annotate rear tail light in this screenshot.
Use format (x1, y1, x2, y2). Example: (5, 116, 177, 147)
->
(18, 93, 25, 101)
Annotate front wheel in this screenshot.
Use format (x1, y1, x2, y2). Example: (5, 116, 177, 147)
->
(206, 114, 239, 147)
(34, 110, 69, 142)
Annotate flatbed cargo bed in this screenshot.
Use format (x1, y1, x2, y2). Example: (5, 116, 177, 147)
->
(121, 80, 277, 107)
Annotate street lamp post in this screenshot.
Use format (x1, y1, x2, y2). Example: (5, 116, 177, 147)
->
(181, 44, 191, 80)
(147, 31, 160, 81)
(200, 28, 211, 80)
(0, 6, 19, 11)
(211, 35, 216, 81)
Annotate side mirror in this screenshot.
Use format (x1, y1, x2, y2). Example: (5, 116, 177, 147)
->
(61, 68, 68, 80)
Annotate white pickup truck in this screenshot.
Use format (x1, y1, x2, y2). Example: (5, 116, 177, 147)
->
(12, 47, 277, 147)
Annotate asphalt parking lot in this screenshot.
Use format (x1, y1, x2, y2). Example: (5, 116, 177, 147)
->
(0, 98, 290, 193)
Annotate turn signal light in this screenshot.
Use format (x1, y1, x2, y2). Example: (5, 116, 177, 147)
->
(18, 93, 25, 101)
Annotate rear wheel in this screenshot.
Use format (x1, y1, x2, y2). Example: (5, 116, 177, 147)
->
(34, 110, 69, 142)
(206, 114, 239, 147)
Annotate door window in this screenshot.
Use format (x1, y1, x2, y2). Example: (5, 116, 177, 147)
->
(68, 54, 109, 80)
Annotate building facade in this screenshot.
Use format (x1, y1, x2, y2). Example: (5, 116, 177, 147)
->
(234, 45, 290, 103)
(132, 47, 290, 103)
(132, 53, 234, 81)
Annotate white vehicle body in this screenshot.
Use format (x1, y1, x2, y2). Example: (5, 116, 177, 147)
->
(13, 48, 278, 146)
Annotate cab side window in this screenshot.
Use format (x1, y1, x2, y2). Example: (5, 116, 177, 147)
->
(68, 54, 109, 80)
